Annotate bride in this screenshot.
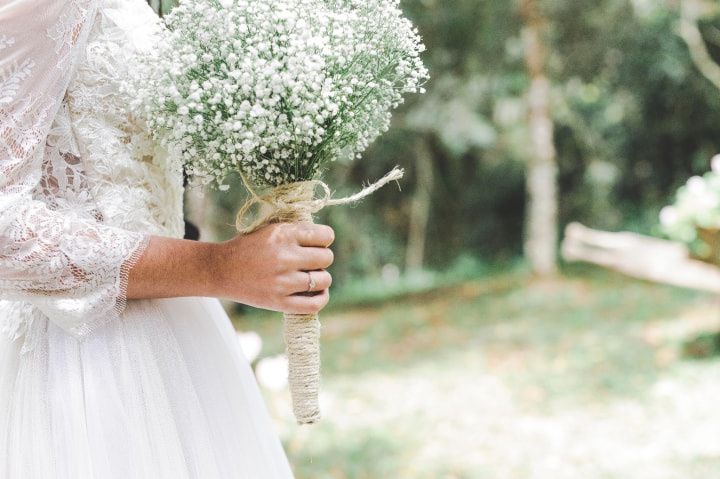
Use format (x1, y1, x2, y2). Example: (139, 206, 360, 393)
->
(0, 0, 335, 477)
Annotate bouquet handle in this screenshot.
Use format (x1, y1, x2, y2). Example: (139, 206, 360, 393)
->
(283, 208, 322, 424)
(284, 310, 322, 423)
(235, 167, 405, 424)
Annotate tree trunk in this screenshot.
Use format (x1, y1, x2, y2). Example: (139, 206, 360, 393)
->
(521, 0, 559, 276)
(405, 138, 434, 272)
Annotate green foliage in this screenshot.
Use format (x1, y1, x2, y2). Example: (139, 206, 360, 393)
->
(402, 0, 720, 272)
(553, 2, 720, 229)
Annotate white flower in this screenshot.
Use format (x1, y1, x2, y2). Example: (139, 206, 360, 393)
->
(687, 176, 706, 195)
(659, 206, 678, 227)
(712, 154, 720, 173)
(128, 0, 428, 188)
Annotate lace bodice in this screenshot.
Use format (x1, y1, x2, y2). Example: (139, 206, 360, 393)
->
(0, 0, 184, 343)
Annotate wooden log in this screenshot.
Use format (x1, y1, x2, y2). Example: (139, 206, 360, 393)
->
(561, 222, 720, 294)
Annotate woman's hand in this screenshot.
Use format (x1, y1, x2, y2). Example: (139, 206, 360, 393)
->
(214, 223, 335, 314)
(126, 223, 334, 314)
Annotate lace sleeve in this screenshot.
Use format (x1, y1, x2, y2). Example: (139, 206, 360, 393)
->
(0, 0, 151, 339)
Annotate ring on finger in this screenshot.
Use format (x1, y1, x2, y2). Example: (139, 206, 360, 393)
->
(306, 271, 317, 292)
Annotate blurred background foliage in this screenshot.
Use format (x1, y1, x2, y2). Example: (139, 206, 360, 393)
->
(159, 0, 720, 286)
(149, 0, 720, 477)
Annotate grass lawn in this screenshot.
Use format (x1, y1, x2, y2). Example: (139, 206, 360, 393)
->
(232, 264, 720, 479)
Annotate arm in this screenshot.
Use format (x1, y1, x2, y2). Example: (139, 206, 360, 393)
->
(0, 0, 152, 338)
(127, 222, 335, 315)
(1, 0, 333, 338)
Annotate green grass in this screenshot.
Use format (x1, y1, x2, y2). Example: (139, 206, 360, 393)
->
(232, 264, 720, 478)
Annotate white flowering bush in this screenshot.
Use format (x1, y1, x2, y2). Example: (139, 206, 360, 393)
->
(129, 0, 428, 189)
(660, 155, 720, 250)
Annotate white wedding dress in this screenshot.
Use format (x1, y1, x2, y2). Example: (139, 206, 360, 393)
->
(0, 1, 294, 477)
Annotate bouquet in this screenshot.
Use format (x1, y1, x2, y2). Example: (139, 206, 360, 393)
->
(660, 155, 720, 264)
(129, 0, 428, 423)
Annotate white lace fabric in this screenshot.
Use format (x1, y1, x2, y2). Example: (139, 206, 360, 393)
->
(0, 4, 297, 476)
(0, 0, 184, 342)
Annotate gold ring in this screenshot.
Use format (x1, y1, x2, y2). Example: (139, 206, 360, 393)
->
(306, 271, 317, 292)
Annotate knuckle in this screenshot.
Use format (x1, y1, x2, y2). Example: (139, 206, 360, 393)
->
(269, 222, 285, 236)
(268, 224, 289, 246)
(277, 221, 293, 234)
(299, 227, 313, 245)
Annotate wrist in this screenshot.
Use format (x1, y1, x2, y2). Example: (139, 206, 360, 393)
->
(197, 240, 229, 298)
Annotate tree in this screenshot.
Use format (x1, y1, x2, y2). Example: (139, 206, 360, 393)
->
(520, 0, 558, 276)
(405, 138, 434, 271)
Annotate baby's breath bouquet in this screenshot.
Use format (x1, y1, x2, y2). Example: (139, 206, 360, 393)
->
(129, 0, 428, 423)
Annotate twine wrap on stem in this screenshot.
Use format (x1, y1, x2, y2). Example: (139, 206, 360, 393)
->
(235, 167, 404, 424)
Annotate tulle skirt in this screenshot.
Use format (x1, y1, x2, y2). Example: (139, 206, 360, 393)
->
(0, 297, 294, 478)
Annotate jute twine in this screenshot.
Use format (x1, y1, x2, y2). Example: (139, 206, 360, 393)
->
(235, 166, 404, 424)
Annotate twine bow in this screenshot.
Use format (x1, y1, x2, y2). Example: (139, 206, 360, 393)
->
(236, 166, 405, 234)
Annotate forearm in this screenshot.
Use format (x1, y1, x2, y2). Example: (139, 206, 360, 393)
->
(126, 235, 223, 300)
(125, 223, 335, 314)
